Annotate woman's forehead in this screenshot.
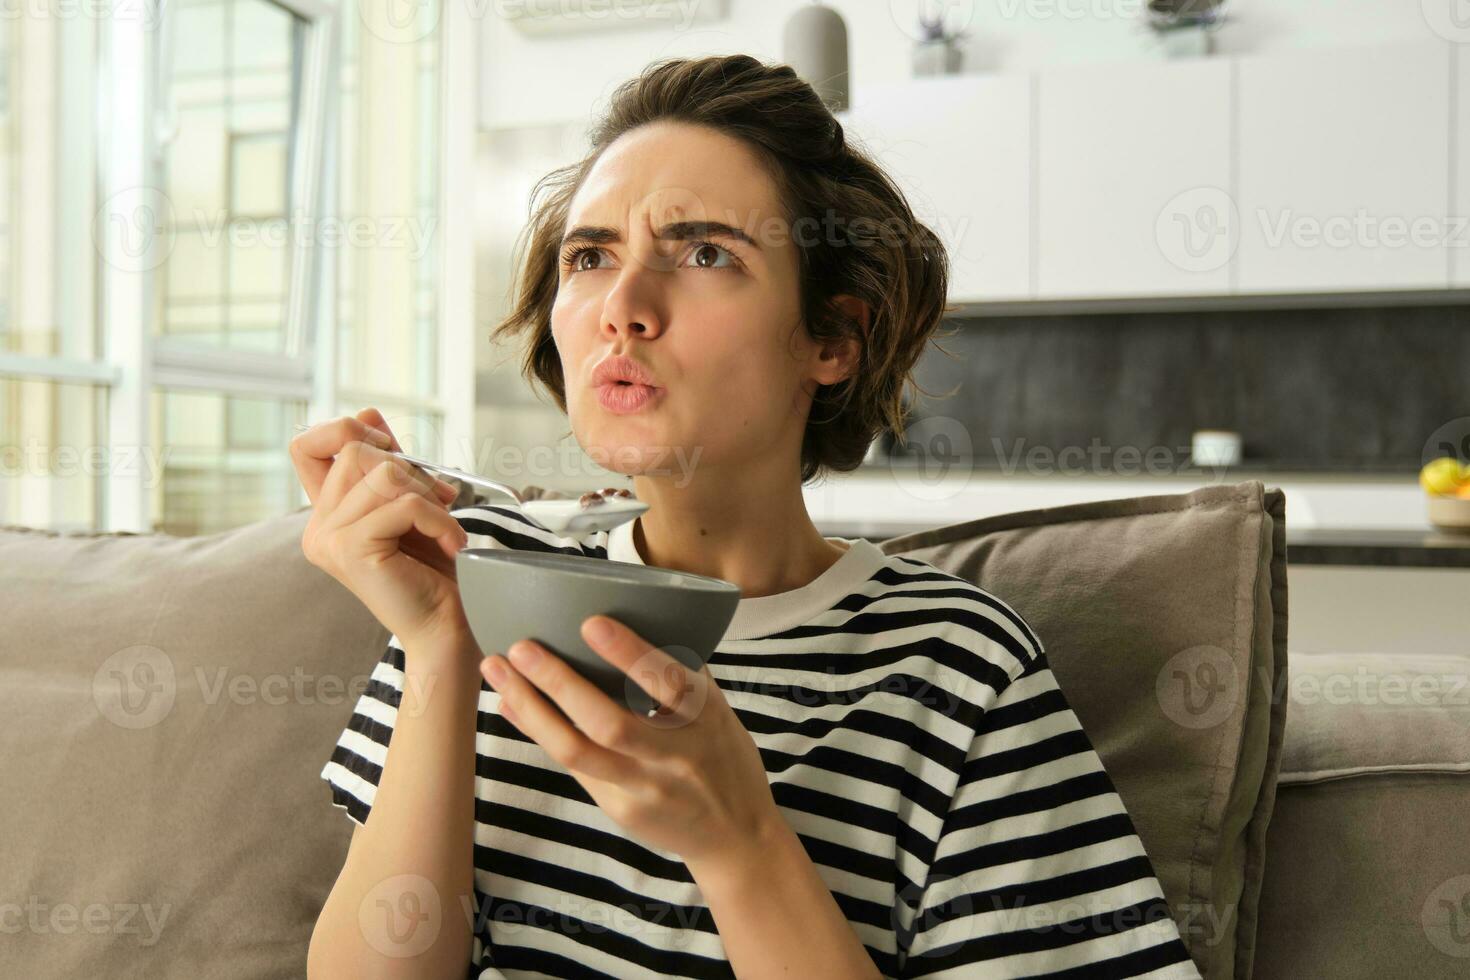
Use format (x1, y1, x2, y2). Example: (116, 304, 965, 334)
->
(567, 124, 782, 235)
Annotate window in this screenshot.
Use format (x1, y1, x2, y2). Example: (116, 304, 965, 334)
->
(0, 380, 105, 531)
(332, 0, 444, 459)
(159, 0, 300, 354)
(149, 0, 319, 536)
(149, 388, 303, 535)
(0, 0, 470, 536)
(0, 16, 105, 532)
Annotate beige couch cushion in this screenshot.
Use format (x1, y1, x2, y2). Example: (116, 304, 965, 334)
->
(0, 509, 385, 980)
(1253, 650, 1470, 977)
(0, 480, 1285, 978)
(878, 480, 1288, 980)
(1274, 651, 1470, 784)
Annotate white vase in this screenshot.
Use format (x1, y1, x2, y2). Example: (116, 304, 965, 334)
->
(913, 38, 962, 77)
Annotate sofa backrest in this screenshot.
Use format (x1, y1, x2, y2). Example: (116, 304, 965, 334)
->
(1252, 649, 1470, 978)
(0, 480, 1287, 979)
(0, 510, 384, 979)
(879, 480, 1289, 980)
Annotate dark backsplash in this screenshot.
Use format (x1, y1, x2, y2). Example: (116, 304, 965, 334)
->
(890, 303, 1469, 473)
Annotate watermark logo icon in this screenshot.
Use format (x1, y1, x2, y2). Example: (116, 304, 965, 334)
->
(888, 0, 977, 42)
(377, 410, 444, 461)
(1422, 416, 1470, 468)
(890, 415, 974, 502)
(92, 645, 177, 730)
(1420, 0, 1470, 43)
(361, 0, 441, 44)
(93, 187, 176, 274)
(1157, 186, 1239, 273)
(1156, 645, 1237, 730)
(895, 873, 974, 958)
(622, 644, 709, 728)
(1423, 874, 1470, 958)
(359, 874, 442, 959)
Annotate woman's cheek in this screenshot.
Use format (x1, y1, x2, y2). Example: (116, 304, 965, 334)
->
(551, 287, 582, 322)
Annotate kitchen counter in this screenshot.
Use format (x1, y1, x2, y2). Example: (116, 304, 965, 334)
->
(1284, 527, 1470, 568)
(804, 466, 1436, 543)
(866, 456, 1421, 478)
(816, 520, 1470, 568)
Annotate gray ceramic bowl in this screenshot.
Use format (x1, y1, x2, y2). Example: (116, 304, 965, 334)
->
(456, 549, 741, 714)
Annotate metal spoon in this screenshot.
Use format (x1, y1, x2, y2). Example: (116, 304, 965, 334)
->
(292, 423, 646, 536)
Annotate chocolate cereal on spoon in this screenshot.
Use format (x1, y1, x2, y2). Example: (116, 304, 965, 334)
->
(521, 486, 644, 537)
(520, 486, 646, 536)
(579, 486, 634, 507)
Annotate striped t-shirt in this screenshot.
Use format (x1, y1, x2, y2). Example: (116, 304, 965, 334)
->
(322, 504, 1201, 979)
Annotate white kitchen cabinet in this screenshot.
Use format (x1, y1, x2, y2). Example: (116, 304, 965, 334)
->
(1034, 58, 1234, 299)
(1236, 40, 1452, 293)
(1454, 42, 1470, 288)
(840, 75, 1032, 304)
(838, 39, 1462, 306)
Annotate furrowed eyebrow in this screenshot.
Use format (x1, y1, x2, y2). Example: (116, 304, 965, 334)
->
(558, 220, 759, 254)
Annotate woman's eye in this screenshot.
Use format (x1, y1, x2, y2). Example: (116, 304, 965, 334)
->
(685, 242, 736, 270)
(571, 248, 604, 272)
(565, 242, 737, 273)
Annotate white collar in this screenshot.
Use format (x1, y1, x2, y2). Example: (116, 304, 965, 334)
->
(605, 517, 888, 641)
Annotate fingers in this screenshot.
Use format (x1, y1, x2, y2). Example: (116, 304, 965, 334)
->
(324, 458, 467, 552)
(289, 414, 395, 505)
(317, 440, 455, 519)
(347, 486, 469, 564)
(355, 407, 402, 453)
(583, 616, 705, 725)
(482, 646, 644, 783)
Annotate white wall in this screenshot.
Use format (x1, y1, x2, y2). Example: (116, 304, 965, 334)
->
(802, 470, 1429, 533)
(466, 0, 1453, 527)
(472, 121, 601, 495)
(1288, 566, 1470, 656)
(477, 0, 1442, 130)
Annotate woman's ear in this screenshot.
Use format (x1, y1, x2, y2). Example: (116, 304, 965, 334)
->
(813, 294, 869, 386)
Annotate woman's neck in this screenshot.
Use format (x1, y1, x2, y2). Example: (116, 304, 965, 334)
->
(627, 474, 848, 599)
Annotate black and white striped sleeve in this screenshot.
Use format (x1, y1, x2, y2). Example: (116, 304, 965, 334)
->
(899, 654, 1201, 979)
(318, 505, 522, 826)
(319, 634, 410, 827)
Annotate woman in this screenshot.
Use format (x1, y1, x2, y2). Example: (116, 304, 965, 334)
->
(292, 55, 1199, 979)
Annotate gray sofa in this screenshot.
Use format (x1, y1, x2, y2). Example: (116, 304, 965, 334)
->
(2, 479, 1466, 978)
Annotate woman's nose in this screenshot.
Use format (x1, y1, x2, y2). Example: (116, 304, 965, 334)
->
(607, 319, 654, 337)
(600, 264, 665, 338)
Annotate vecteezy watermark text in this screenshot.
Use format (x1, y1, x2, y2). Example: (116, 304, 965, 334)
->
(1, 439, 171, 485)
(991, 437, 1230, 479)
(0, 897, 170, 947)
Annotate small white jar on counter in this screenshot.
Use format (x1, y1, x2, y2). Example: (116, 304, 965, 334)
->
(1191, 429, 1242, 467)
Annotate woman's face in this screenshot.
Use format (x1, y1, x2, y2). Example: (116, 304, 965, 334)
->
(550, 120, 848, 483)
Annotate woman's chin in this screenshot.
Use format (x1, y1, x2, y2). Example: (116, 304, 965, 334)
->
(581, 441, 668, 477)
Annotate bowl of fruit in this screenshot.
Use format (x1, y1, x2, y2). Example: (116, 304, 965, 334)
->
(1420, 457, 1470, 533)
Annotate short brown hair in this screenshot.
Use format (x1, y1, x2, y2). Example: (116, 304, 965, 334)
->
(491, 53, 954, 484)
